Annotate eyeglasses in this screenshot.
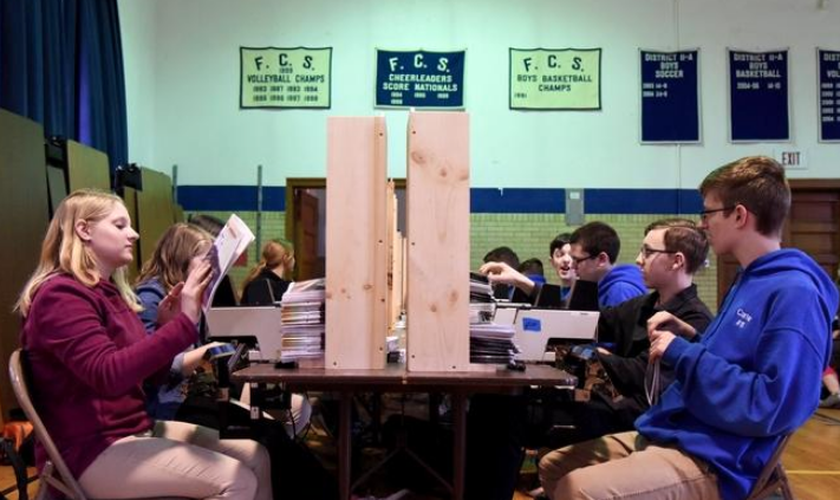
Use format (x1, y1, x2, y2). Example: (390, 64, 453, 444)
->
(639, 245, 677, 259)
(571, 254, 597, 265)
(699, 206, 735, 222)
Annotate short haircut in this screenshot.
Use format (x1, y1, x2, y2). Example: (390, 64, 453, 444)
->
(549, 232, 573, 256)
(699, 156, 790, 236)
(518, 258, 545, 277)
(483, 246, 520, 269)
(645, 218, 709, 275)
(569, 222, 621, 264)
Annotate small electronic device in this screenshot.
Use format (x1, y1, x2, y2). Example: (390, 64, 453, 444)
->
(567, 280, 600, 311)
(535, 284, 565, 309)
(513, 309, 600, 362)
(206, 306, 283, 361)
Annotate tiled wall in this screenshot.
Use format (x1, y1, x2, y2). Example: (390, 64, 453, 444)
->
(187, 210, 719, 313)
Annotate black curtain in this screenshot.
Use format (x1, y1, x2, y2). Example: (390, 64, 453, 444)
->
(0, 0, 128, 177)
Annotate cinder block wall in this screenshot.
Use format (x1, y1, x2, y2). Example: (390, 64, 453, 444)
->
(470, 213, 718, 312)
(185, 210, 718, 312)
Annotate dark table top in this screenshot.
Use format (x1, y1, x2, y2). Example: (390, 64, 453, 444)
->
(232, 363, 576, 392)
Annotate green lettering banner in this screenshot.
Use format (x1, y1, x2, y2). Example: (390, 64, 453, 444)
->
(509, 48, 602, 110)
(240, 47, 332, 109)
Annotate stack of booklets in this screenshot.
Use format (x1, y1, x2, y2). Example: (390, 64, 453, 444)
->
(469, 272, 495, 324)
(469, 273, 518, 364)
(279, 278, 326, 362)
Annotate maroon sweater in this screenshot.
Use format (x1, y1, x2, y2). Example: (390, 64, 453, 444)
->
(21, 274, 198, 478)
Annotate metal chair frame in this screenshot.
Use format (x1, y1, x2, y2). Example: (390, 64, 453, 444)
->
(8, 349, 186, 500)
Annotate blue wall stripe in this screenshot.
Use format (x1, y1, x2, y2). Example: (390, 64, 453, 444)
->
(471, 188, 565, 213)
(177, 186, 285, 211)
(584, 189, 703, 214)
(177, 185, 702, 215)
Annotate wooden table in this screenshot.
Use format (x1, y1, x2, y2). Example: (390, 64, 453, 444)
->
(233, 364, 575, 500)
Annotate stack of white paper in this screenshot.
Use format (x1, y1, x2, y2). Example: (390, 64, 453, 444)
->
(469, 272, 518, 364)
(279, 278, 325, 361)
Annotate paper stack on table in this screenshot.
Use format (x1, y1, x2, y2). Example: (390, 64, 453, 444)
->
(279, 278, 326, 362)
(469, 272, 518, 364)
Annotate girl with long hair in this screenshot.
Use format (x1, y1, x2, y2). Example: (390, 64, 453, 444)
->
(17, 189, 271, 499)
(240, 239, 295, 305)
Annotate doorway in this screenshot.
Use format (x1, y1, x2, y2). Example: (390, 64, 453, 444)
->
(285, 178, 407, 281)
(716, 179, 840, 305)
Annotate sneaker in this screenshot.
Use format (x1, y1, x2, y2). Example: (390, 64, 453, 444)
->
(819, 393, 840, 408)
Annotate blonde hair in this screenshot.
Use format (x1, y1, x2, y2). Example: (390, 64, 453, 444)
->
(136, 223, 212, 292)
(241, 239, 295, 292)
(15, 189, 140, 317)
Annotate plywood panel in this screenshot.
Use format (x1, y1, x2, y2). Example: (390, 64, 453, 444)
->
(123, 187, 140, 280)
(136, 168, 176, 267)
(66, 139, 111, 192)
(46, 165, 68, 216)
(0, 109, 50, 423)
(406, 111, 472, 372)
(325, 117, 388, 370)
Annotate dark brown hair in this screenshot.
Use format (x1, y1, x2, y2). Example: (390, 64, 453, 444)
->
(645, 218, 709, 275)
(570, 222, 620, 263)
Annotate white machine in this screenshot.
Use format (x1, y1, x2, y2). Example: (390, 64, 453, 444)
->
(205, 306, 284, 361)
(513, 309, 600, 362)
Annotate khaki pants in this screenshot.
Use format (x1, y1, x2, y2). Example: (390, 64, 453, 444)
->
(538, 431, 721, 500)
(79, 420, 272, 500)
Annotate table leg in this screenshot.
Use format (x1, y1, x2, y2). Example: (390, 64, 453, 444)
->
(452, 392, 467, 500)
(339, 391, 353, 500)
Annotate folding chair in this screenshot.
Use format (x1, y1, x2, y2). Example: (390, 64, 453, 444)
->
(8, 349, 186, 500)
(745, 433, 795, 500)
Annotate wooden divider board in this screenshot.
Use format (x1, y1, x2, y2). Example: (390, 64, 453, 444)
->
(66, 140, 111, 192)
(136, 168, 177, 267)
(406, 111, 484, 372)
(325, 117, 388, 369)
(0, 109, 51, 423)
(123, 187, 141, 280)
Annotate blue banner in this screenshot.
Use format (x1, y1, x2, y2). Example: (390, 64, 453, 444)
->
(640, 50, 700, 143)
(728, 49, 789, 142)
(375, 49, 465, 108)
(818, 49, 840, 142)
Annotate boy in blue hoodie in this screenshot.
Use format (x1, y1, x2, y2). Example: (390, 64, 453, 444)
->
(568, 221, 647, 307)
(479, 222, 646, 309)
(539, 156, 838, 500)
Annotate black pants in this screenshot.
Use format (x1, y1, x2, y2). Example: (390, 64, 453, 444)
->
(465, 394, 528, 500)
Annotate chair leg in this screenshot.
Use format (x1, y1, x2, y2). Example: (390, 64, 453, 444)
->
(777, 465, 795, 500)
(34, 462, 53, 500)
(1, 438, 31, 500)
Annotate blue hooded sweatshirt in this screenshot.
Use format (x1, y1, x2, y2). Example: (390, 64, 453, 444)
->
(636, 249, 838, 500)
(598, 264, 647, 307)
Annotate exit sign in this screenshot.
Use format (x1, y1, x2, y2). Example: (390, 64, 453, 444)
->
(775, 150, 807, 169)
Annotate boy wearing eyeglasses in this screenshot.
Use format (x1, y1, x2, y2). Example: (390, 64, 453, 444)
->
(577, 218, 713, 440)
(472, 219, 711, 499)
(568, 221, 647, 307)
(539, 156, 838, 500)
(480, 222, 646, 308)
